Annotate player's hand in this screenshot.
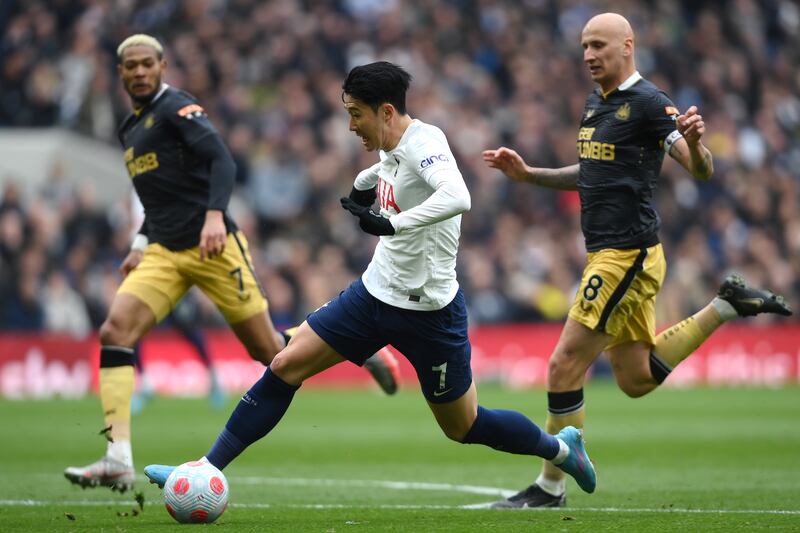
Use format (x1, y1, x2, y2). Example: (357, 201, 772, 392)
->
(676, 106, 705, 146)
(119, 250, 143, 277)
(482, 147, 530, 182)
(340, 197, 395, 236)
(199, 210, 227, 261)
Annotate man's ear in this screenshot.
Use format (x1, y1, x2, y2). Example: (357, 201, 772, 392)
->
(622, 37, 633, 57)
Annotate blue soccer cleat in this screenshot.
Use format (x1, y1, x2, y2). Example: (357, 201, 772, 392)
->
(554, 426, 596, 494)
(143, 464, 176, 489)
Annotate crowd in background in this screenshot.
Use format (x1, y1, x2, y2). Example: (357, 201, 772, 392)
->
(0, 0, 798, 337)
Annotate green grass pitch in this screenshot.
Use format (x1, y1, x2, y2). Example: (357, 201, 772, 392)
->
(1, 383, 798, 531)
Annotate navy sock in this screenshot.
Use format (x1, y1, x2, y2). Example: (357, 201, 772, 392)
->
(462, 406, 560, 460)
(206, 367, 300, 469)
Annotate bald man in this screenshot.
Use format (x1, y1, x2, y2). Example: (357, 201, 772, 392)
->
(483, 13, 791, 508)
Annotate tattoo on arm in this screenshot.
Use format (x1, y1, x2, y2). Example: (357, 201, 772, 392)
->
(530, 164, 580, 190)
(671, 139, 712, 179)
(694, 150, 713, 177)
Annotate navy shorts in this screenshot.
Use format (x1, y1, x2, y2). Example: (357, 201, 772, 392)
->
(307, 279, 472, 403)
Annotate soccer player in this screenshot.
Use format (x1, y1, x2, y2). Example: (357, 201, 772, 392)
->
(63, 35, 399, 493)
(142, 61, 598, 497)
(482, 13, 792, 508)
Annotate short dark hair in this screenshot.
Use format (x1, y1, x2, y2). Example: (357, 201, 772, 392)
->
(342, 61, 412, 115)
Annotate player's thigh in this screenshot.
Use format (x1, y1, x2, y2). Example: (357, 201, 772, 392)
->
(101, 292, 159, 346)
(568, 243, 664, 344)
(117, 244, 191, 324)
(547, 318, 612, 391)
(305, 278, 387, 365)
(388, 289, 472, 404)
(182, 232, 268, 325)
(427, 381, 478, 442)
(269, 321, 347, 385)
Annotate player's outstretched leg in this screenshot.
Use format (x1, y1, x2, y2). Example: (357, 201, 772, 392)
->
(64, 456, 135, 493)
(363, 347, 400, 394)
(717, 274, 792, 317)
(146, 363, 303, 489)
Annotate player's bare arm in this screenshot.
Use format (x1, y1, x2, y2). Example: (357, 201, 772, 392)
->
(670, 105, 714, 180)
(199, 209, 226, 260)
(482, 147, 579, 190)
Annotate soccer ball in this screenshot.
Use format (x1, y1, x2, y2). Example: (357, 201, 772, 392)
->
(163, 460, 229, 523)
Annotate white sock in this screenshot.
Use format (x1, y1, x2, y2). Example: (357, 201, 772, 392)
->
(550, 437, 570, 465)
(535, 472, 566, 496)
(712, 297, 738, 321)
(107, 439, 133, 467)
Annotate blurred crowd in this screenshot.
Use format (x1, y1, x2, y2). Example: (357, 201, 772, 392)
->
(1, 0, 798, 337)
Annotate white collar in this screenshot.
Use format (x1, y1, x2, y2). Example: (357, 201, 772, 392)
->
(618, 71, 642, 91)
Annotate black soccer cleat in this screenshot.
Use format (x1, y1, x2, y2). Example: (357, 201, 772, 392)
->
(490, 484, 566, 509)
(717, 274, 792, 317)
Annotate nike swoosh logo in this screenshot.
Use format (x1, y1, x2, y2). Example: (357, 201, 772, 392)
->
(741, 298, 764, 307)
(433, 388, 453, 397)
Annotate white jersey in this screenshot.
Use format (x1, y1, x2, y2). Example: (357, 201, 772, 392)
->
(355, 119, 471, 310)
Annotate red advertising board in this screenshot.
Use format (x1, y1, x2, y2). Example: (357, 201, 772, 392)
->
(0, 324, 798, 398)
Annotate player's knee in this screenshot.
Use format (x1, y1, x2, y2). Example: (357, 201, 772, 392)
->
(268, 351, 303, 384)
(268, 351, 289, 374)
(617, 378, 653, 398)
(99, 316, 131, 346)
(548, 351, 587, 386)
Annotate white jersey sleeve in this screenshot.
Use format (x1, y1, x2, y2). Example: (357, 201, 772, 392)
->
(353, 161, 382, 191)
(389, 138, 471, 234)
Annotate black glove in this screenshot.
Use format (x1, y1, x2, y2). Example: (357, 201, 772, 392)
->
(349, 186, 377, 207)
(340, 197, 395, 236)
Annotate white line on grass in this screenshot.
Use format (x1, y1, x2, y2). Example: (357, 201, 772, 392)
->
(231, 476, 514, 497)
(6, 476, 799, 515)
(1, 499, 798, 515)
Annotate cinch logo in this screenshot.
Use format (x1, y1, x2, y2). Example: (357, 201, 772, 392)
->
(420, 154, 449, 168)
